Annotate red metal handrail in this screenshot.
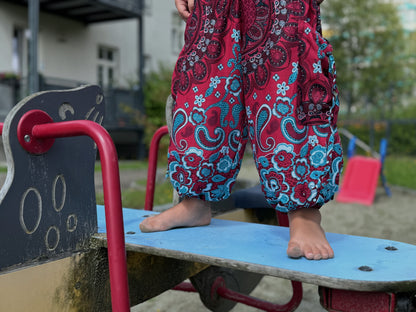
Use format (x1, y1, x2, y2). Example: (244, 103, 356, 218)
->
(144, 125, 169, 211)
(26, 118, 130, 312)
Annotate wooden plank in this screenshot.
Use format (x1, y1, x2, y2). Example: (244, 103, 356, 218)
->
(94, 206, 416, 293)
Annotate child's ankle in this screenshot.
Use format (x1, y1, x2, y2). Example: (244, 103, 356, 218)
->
(288, 208, 322, 224)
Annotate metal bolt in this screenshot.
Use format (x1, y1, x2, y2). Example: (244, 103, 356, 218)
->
(126, 231, 136, 235)
(385, 246, 398, 251)
(24, 135, 31, 143)
(358, 266, 373, 272)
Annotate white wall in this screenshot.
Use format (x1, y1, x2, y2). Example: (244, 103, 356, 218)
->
(0, 3, 27, 73)
(38, 15, 97, 83)
(38, 14, 140, 87)
(142, 1, 185, 73)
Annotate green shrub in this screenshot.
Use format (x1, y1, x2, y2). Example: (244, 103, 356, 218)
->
(143, 65, 174, 157)
(339, 116, 416, 156)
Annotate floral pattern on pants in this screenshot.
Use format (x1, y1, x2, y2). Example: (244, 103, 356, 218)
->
(168, 0, 343, 212)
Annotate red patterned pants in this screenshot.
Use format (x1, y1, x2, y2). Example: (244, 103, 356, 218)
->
(168, 0, 343, 212)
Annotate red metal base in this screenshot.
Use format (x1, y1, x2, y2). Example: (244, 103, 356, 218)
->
(174, 278, 302, 312)
(319, 287, 397, 312)
(214, 277, 302, 312)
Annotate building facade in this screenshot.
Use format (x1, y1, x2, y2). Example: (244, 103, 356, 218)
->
(0, 1, 184, 92)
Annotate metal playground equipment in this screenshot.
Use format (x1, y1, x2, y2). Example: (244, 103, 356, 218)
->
(0, 85, 415, 311)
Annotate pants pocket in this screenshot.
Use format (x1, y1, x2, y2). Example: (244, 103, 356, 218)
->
(296, 21, 339, 126)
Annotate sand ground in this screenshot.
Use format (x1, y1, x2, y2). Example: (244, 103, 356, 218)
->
(104, 158, 416, 312)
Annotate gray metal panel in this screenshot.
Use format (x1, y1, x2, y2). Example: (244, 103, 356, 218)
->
(0, 85, 104, 271)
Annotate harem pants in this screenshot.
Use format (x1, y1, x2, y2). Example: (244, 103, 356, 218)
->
(168, 0, 343, 212)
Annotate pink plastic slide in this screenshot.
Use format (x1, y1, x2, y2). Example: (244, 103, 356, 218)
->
(336, 156, 382, 206)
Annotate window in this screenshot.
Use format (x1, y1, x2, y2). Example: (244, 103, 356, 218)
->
(97, 46, 118, 88)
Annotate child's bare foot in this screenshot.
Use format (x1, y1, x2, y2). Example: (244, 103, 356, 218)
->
(287, 209, 334, 260)
(139, 198, 211, 232)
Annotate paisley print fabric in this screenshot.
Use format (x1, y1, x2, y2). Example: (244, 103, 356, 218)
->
(169, 0, 343, 212)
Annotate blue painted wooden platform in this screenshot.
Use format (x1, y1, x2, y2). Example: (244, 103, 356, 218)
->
(95, 205, 416, 292)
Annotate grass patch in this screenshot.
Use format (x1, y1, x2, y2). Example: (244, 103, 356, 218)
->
(94, 159, 172, 209)
(122, 180, 173, 209)
(96, 178, 173, 209)
(95, 160, 164, 172)
(384, 156, 416, 190)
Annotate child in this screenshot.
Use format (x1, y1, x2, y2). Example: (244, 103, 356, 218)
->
(140, 0, 343, 260)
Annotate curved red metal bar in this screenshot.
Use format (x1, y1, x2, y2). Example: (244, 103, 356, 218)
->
(215, 278, 302, 312)
(30, 119, 130, 312)
(174, 279, 302, 312)
(144, 125, 169, 211)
